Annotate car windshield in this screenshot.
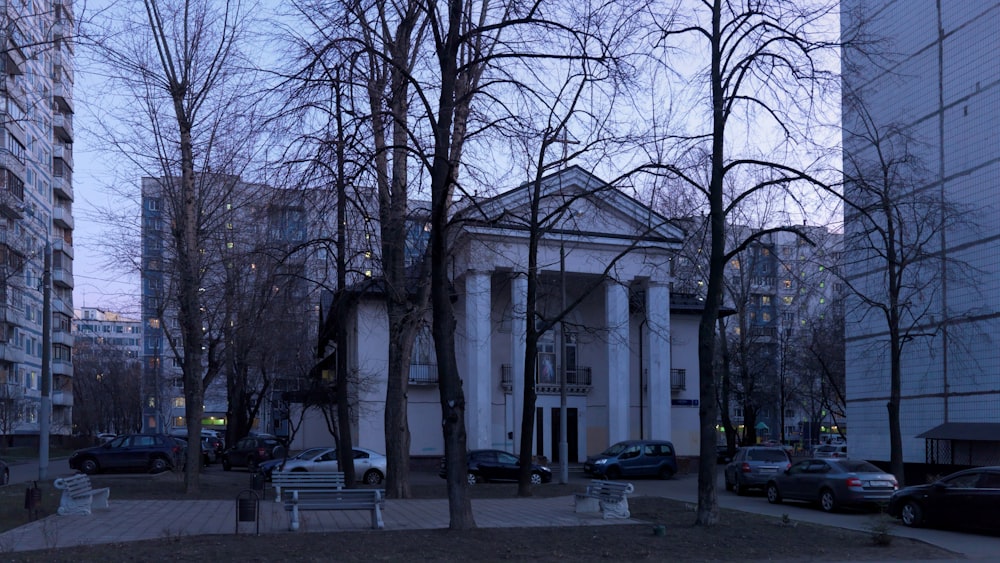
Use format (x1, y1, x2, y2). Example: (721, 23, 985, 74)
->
(747, 449, 787, 462)
(836, 460, 880, 473)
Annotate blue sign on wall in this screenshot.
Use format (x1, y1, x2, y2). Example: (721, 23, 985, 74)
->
(671, 399, 699, 407)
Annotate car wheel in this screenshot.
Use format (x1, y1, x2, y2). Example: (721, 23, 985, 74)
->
(247, 458, 258, 474)
(467, 473, 480, 485)
(81, 458, 100, 475)
(900, 501, 924, 527)
(658, 465, 675, 480)
(724, 478, 733, 492)
(734, 478, 746, 496)
(766, 483, 782, 504)
(222, 457, 232, 471)
(819, 488, 837, 512)
(148, 456, 169, 474)
(364, 470, 384, 485)
(530, 472, 543, 485)
(605, 466, 622, 480)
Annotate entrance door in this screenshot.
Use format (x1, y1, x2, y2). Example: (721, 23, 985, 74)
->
(549, 407, 579, 463)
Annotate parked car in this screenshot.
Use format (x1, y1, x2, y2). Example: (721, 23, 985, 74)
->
(440, 449, 552, 485)
(724, 446, 791, 495)
(69, 434, 185, 474)
(221, 435, 287, 472)
(766, 458, 897, 512)
(272, 447, 388, 485)
(259, 447, 330, 480)
(170, 430, 225, 465)
(887, 466, 1000, 532)
(813, 444, 848, 459)
(583, 440, 678, 480)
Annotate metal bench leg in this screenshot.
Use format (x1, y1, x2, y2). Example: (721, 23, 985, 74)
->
(372, 504, 384, 529)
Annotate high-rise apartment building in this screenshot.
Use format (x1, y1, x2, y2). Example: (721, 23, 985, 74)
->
(671, 221, 843, 446)
(140, 175, 325, 436)
(0, 0, 75, 442)
(842, 2, 1000, 465)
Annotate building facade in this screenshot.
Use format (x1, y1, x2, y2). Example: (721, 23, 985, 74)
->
(0, 0, 75, 442)
(842, 1, 1000, 465)
(325, 167, 706, 461)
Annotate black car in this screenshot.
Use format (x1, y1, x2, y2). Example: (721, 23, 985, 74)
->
(887, 466, 1000, 532)
(221, 435, 287, 472)
(439, 449, 552, 485)
(69, 434, 184, 474)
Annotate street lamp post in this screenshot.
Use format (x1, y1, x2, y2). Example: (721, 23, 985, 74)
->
(559, 242, 568, 484)
(39, 242, 51, 480)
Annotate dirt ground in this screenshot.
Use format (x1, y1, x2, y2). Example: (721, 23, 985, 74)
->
(5, 466, 958, 562)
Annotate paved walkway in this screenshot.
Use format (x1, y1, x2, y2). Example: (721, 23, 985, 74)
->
(0, 494, 633, 553)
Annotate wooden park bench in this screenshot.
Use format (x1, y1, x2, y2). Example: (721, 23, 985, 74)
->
(574, 479, 634, 519)
(272, 471, 385, 530)
(53, 474, 111, 516)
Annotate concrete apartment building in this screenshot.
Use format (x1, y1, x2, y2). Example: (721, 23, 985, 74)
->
(672, 221, 844, 447)
(140, 175, 326, 437)
(842, 1, 1000, 466)
(0, 0, 75, 443)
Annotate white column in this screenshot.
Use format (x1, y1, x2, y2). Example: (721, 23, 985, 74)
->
(646, 282, 672, 440)
(511, 276, 527, 449)
(465, 270, 492, 449)
(606, 280, 630, 443)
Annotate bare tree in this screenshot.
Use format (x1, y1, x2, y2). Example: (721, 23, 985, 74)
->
(71, 339, 143, 438)
(0, 382, 24, 451)
(840, 94, 978, 484)
(84, 0, 264, 491)
(654, 0, 840, 525)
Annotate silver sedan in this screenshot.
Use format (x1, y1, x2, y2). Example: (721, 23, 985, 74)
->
(274, 447, 387, 485)
(766, 458, 898, 512)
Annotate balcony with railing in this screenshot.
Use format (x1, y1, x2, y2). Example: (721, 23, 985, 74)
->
(52, 236, 73, 259)
(54, 142, 74, 174)
(408, 363, 438, 385)
(0, 341, 24, 363)
(53, 80, 74, 114)
(53, 264, 73, 289)
(54, 112, 73, 143)
(500, 364, 593, 395)
(53, 390, 74, 406)
(2, 23, 26, 76)
(53, 328, 74, 347)
(53, 358, 73, 377)
(53, 204, 74, 230)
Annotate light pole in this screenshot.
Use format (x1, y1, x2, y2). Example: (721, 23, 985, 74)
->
(39, 242, 51, 480)
(559, 241, 568, 484)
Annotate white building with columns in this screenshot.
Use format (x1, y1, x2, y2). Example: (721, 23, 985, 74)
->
(336, 167, 705, 463)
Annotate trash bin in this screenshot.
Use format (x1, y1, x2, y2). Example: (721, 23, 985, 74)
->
(235, 490, 260, 536)
(250, 470, 266, 499)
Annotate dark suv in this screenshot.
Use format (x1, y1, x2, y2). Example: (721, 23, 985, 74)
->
(69, 434, 185, 474)
(584, 440, 678, 480)
(724, 446, 791, 495)
(221, 435, 287, 472)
